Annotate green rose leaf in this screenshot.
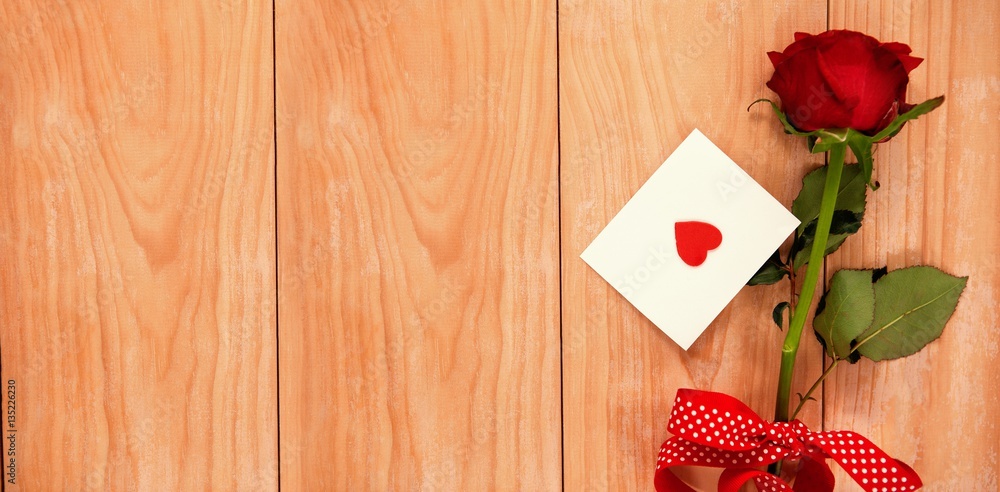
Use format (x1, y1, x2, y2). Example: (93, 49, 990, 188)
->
(773, 301, 790, 330)
(751, 163, 868, 283)
(871, 96, 946, 142)
(814, 270, 875, 359)
(855, 266, 968, 361)
(747, 250, 788, 286)
(789, 163, 867, 269)
(791, 210, 864, 269)
(792, 163, 867, 233)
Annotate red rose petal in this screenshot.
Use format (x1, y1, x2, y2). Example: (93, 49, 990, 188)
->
(768, 47, 854, 131)
(880, 42, 923, 72)
(881, 41, 914, 55)
(818, 38, 908, 133)
(897, 54, 924, 73)
(766, 29, 921, 135)
(814, 48, 862, 109)
(767, 50, 786, 67)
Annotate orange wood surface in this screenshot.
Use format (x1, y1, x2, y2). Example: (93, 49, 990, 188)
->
(824, 1, 1000, 489)
(557, 2, 829, 490)
(1, 0, 997, 490)
(274, 0, 561, 489)
(0, 0, 277, 490)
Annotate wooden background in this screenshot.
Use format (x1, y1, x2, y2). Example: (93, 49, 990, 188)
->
(1, 0, 997, 490)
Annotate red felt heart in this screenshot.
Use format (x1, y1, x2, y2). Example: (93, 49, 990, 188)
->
(674, 221, 722, 267)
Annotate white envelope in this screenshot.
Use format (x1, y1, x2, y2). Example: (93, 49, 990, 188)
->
(581, 129, 800, 349)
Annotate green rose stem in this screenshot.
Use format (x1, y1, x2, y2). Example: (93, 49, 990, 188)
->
(774, 142, 847, 424)
(790, 359, 840, 420)
(788, 301, 915, 421)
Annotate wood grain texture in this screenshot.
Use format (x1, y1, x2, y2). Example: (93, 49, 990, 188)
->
(274, 0, 561, 489)
(0, 1, 277, 490)
(558, 1, 827, 490)
(826, 1, 1000, 490)
(2, 0, 996, 489)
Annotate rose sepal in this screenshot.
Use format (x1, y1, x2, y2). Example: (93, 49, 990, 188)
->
(845, 130, 877, 190)
(749, 98, 814, 138)
(752, 96, 945, 190)
(749, 100, 864, 156)
(871, 95, 945, 142)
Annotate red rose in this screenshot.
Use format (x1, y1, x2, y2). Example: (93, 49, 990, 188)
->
(766, 30, 923, 135)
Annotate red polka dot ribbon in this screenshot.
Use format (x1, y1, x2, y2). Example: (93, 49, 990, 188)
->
(654, 389, 922, 492)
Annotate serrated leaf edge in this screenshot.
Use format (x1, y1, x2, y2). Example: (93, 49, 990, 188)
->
(853, 265, 969, 361)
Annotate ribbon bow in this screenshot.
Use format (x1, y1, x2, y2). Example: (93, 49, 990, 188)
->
(654, 389, 922, 492)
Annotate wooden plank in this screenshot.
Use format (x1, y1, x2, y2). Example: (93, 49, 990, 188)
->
(274, 0, 560, 489)
(559, 1, 826, 489)
(826, 1, 1000, 489)
(0, 1, 277, 490)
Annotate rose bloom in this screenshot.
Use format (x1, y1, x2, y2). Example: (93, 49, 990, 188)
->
(766, 30, 923, 136)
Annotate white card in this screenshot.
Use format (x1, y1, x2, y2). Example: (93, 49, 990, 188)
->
(581, 129, 799, 350)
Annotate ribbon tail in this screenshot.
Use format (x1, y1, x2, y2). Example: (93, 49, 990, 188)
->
(654, 465, 699, 492)
(792, 457, 835, 492)
(719, 468, 793, 492)
(807, 431, 923, 491)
